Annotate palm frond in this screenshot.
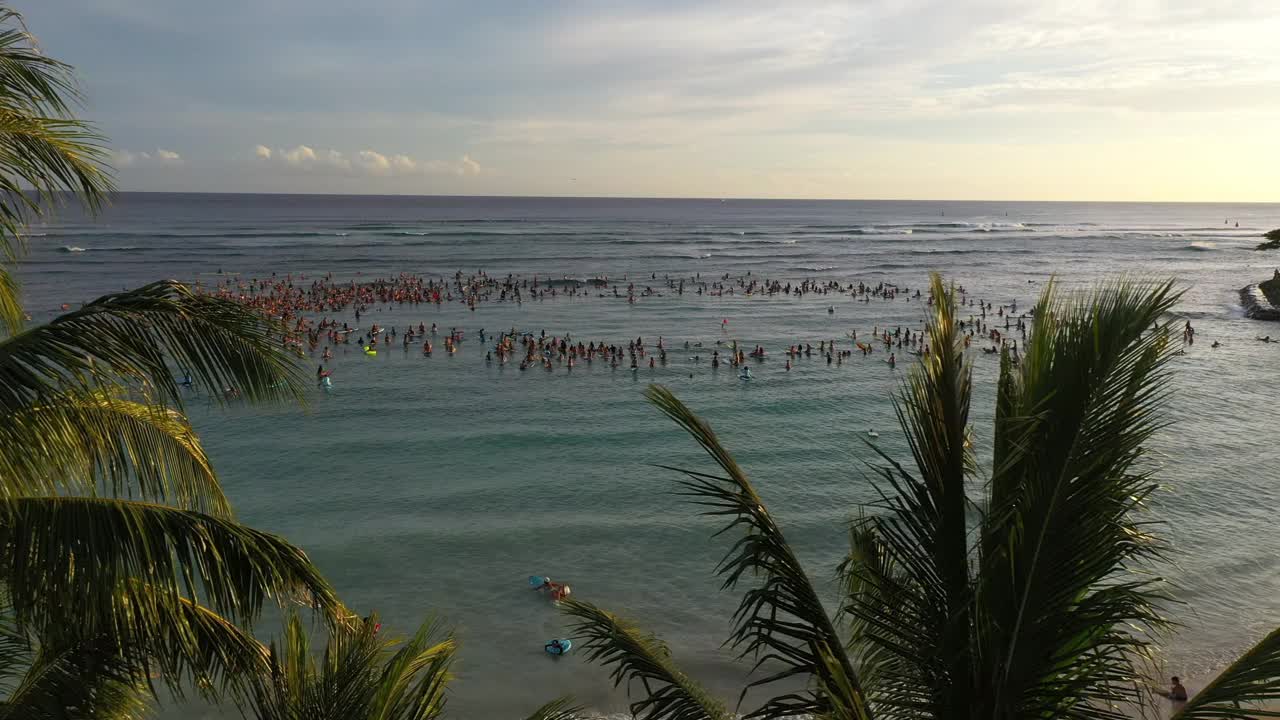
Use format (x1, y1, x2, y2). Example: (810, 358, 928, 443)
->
(0, 387, 229, 516)
(0, 6, 113, 263)
(0, 262, 21, 337)
(560, 598, 728, 720)
(0, 9, 85, 118)
(61, 585, 273, 704)
(0, 635, 149, 720)
(372, 614, 456, 720)
(1171, 626, 1280, 719)
(0, 495, 341, 637)
(978, 278, 1181, 718)
(249, 612, 456, 720)
(838, 519, 931, 718)
(650, 379, 870, 712)
(847, 273, 976, 718)
(0, 280, 305, 418)
(0, 108, 112, 237)
(646, 384, 872, 720)
(522, 696, 583, 720)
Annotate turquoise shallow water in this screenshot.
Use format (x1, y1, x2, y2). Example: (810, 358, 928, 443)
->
(16, 194, 1280, 717)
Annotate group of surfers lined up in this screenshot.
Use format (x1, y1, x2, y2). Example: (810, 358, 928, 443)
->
(197, 269, 1007, 319)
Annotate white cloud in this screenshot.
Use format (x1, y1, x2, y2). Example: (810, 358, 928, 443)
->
(113, 148, 183, 167)
(356, 150, 391, 173)
(254, 144, 478, 178)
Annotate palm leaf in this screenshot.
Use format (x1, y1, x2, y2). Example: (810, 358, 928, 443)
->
(0, 280, 305, 418)
(844, 273, 977, 718)
(250, 612, 456, 720)
(522, 696, 583, 720)
(560, 598, 728, 720)
(838, 519, 930, 718)
(978, 278, 1181, 718)
(64, 585, 272, 704)
(1171, 626, 1280, 718)
(645, 384, 871, 720)
(371, 614, 455, 720)
(0, 263, 20, 338)
(0, 387, 229, 516)
(0, 635, 149, 720)
(0, 109, 111, 234)
(0, 7, 112, 260)
(0, 495, 341, 637)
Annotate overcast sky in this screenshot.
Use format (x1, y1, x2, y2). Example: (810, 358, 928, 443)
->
(24, 0, 1280, 200)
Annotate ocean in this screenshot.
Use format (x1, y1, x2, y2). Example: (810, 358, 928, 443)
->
(16, 193, 1280, 718)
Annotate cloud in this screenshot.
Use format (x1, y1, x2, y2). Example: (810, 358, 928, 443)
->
(254, 144, 478, 177)
(113, 148, 183, 167)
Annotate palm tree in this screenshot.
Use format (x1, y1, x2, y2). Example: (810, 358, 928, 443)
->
(563, 273, 1280, 719)
(245, 613, 581, 720)
(0, 6, 345, 715)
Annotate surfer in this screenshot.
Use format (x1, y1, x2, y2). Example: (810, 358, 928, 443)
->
(1154, 676, 1188, 703)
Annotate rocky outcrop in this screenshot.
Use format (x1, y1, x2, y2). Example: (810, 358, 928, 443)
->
(1257, 229, 1280, 250)
(1241, 282, 1280, 320)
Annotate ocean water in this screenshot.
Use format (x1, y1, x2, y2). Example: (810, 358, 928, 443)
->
(16, 193, 1280, 718)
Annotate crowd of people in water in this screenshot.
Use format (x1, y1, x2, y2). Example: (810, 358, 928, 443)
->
(193, 269, 1208, 389)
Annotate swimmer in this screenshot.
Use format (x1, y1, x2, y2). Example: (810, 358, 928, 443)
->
(1154, 676, 1188, 703)
(1211, 340, 1220, 348)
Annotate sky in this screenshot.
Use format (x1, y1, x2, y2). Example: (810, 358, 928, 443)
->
(24, 0, 1280, 201)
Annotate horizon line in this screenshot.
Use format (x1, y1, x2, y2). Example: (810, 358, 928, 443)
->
(98, 190, 1280, 206)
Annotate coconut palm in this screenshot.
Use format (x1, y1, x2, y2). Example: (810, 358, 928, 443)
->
(245, 612, 581, 720)
(0, 5, 343, 715)
(563, 273, 1280, 719)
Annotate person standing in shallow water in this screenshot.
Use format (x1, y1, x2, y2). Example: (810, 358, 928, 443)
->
(1155, 676, 1188, 706)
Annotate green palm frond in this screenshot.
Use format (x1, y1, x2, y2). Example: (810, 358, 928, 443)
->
(0, 9, 86, 118)
(0, 280, 305, 416)
(838, 519, 930, 718)
(978, 278, 1181, 718)
(0, 109, 111, 230)
(0, 587, 268, 717)
(0, 263, 20, 339)
(522, 696, 583, 720)
(645, 384, 870, 720)
(0, 6, 112, 258)
(0, 387, 229, 516)
(0, 496, 340, 637)
(846, 273, 976, 718)
(1171, 627, 1280, 718)
(69, 586, 270, 704)
(249, 612, 456, 720)
(0, 635, 149, 720)
(560, 598, 728, 720)
(371, 615, 455, 720)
